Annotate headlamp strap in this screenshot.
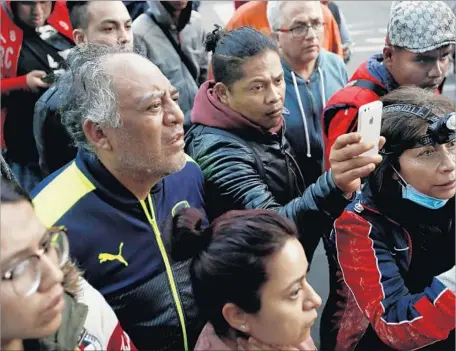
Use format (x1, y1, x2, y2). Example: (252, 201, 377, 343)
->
(382, 104, 433, 120)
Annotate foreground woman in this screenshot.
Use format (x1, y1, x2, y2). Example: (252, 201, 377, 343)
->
(171, 208, 321, 350)
(1, 177, 135, 351)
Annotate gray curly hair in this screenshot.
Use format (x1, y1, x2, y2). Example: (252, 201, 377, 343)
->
(56, 44, 138, 152)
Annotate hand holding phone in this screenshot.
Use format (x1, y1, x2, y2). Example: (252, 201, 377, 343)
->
(41, 72, 57, 84)
(357, 100, 383, 156)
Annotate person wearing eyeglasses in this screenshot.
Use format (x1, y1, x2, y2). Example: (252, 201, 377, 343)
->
(267, 1, 348, 188)
(0, 176, 136, 351)
(321, 86, 456, 351)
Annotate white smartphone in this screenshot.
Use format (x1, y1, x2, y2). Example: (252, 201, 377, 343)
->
(357, 100, 383, 156)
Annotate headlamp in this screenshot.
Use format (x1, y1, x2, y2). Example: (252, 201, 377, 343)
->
(380, 104, 456, 155)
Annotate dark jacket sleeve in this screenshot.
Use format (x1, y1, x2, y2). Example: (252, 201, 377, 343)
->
(190, 134, 351, 262)
(34, 86, 77, 176)
(335, 210, 456, 350)
(34, 86, 59, 176)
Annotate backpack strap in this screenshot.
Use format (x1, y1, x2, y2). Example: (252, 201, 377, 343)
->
(149, 13, 199, 82)
(350, 79, 388, 97)
(323, 79, 388, 136)
(186, 124, 266, 181)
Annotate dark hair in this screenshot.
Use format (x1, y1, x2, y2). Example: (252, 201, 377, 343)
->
(205, 25, 279, 86)
(67, 1, 89, 30)
(1, 175, 31, 204)
(171, 208, 298, 336)
(369, 86, 455, 197)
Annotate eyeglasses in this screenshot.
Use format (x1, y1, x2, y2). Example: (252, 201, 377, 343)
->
(278, 22, 326, 38)
(1, 227, 69, 297)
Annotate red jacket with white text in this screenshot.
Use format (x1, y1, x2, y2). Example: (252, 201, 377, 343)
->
(0, 0, 73, 147)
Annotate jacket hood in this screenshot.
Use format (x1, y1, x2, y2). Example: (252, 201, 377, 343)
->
(191, 80, 283, 134)
(351, 53, 398, 92)
(147, 1, 192, 32)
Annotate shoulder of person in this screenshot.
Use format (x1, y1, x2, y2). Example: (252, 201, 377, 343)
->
(189, 9, 203, 24)
(132, 13, 156, 36)
(75, 278, 135, 350)
(181, 154, 205, 179)
(36, 84, 61, 110)
(320, 49, 346, 71)
(189, 127, 258, 155)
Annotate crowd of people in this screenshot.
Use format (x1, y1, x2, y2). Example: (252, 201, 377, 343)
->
(1, 1, 455, 351)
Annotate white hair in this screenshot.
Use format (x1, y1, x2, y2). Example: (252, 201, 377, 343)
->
(57, 44, 137, 152)
(267, 1, 285, 32)
(267, 1, 323, 32)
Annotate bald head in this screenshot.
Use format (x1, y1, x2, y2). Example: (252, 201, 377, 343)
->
(102, 53, 173, 114)
(103, 53, 162, 78)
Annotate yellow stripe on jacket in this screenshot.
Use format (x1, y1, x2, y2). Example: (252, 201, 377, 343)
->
(33, 162, 96, 227)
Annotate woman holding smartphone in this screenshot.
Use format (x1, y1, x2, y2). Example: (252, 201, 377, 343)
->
(321, 86, 456, 351)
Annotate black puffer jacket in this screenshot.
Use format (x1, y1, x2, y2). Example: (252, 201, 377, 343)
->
(185, 81, 352, 263)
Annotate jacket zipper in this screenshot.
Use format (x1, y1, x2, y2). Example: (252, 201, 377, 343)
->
(140, 195, 189, 351)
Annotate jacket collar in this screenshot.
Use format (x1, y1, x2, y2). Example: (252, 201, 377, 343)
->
(191, 80, 284, 136)
(75, 149, 163, 208)
(365, 54, 399, 92)
(24, 293, 88, 351)
(361, 179, 455, 228)
(146, 1, 192, 32)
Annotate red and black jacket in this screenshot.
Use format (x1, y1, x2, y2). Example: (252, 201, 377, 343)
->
(321, 186, 455, 351)
(0, 0, 73, 147)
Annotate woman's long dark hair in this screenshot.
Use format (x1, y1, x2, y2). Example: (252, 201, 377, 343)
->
(171, 208, 298, 336)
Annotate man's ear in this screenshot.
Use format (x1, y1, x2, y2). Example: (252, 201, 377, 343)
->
(82, 120, 112, 152)
(73, 29, 86, 45)
(221, 303, 251, 334)
(270, 31, 279, 43)
(214, 82, 230, 105)
(383, 45, 394, 70)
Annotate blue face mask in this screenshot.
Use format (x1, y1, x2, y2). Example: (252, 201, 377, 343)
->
(401, 184, 448, 210)
(392, 166, 448, 210)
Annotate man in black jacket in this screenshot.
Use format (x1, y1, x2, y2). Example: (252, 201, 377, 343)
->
(186, 26, 384, 264)
(33, 1, 133, 176)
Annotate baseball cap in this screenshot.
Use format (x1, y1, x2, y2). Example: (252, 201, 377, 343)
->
(387, 1, 456, 53)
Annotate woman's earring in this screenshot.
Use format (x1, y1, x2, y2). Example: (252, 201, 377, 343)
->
(241, 324, 247, 331)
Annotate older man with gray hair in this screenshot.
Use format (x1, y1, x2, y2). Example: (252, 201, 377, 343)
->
(31, 44, 206, 351)
(267, 1, 348, 187)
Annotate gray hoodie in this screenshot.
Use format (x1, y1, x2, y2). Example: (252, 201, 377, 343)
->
(133, 1, 208, 121)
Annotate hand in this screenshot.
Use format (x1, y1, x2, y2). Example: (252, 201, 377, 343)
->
(26, 70, 51, 92)
(329, 133, 385, 196)
(237, 337, 299, 351)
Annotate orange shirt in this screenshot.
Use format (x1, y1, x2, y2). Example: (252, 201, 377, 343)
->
(225, 1, 271, 35)
(225, 1, 343, 57)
